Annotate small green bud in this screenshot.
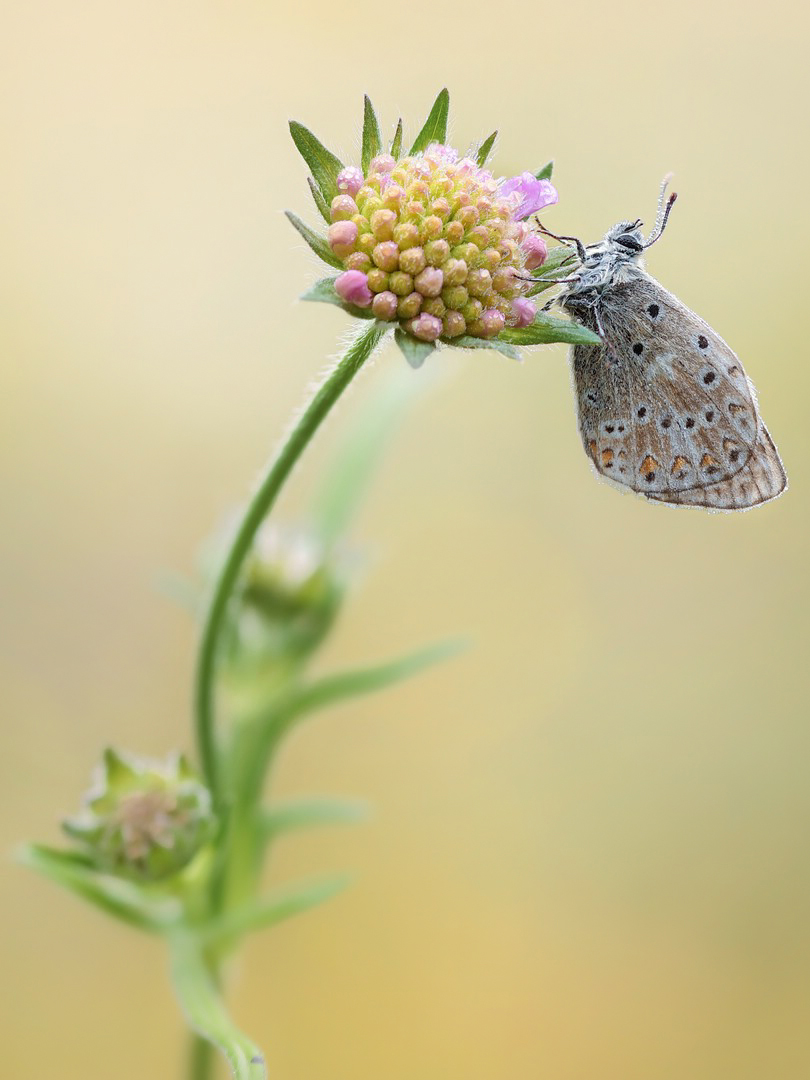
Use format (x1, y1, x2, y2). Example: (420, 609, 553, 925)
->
(63, 750, 215, 883)
(442, 310, 467, 337)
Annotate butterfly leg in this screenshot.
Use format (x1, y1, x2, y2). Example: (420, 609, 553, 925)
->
(533, 220, 587, 262)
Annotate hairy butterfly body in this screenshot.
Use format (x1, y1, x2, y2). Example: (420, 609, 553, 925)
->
(549, 184, 787, 510)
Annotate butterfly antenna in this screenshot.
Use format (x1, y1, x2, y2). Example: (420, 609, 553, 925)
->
(643, 174, 677, 249)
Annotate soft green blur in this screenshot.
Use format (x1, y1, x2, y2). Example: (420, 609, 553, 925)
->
(2, 1, 809, 1077)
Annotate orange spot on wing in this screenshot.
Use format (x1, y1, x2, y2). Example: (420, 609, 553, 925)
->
(601, 448, 614, 467)
(671, 455, 691, 475)
(640, 454, 660, 475)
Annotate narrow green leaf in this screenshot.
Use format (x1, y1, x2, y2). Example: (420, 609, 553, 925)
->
(234, 638, 463, 823)
(499, 312, 601, 346)
(202, 876, 349, 948)
(169, 930, 266, 1080)
(390, 118, 403, 158)
(285, 211, 344, 270)
(395, 327, 435, 368)
(18, 844, 178, 933)
(274, 639, 466, 736)
(531, 244, 579, 277)
(288, 121, 344, 204)
(409, 88, 450, 154)
(361, 95, 382, 174)
(307, 176, 330, 223)
(476, 131, 498, 168)
(300, 275, 377, 319)
(262, 797, 369, 839)
(535, 160, 554, 181)
(452, 335, 522, 361)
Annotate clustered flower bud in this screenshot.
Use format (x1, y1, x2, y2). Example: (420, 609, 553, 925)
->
(329, 145, 556, 342)
(63, 750, 215, 883)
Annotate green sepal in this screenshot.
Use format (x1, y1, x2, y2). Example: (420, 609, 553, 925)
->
(500, 312, 601, 346)
(201, 875, 350, 949)
(452, 335, 522, 361)
(300, 275, 377, 319)
(390, 118, 403, 158)
(285, 212, 344, 270)
(262, 797, 369, 839)
(17, 843, 180, 933)
(535, 160, 554, 181)
(409, 88, 450, 154)
(307, 176, 330, 223)
(476, 131, 497, 168)
(526, 245, 579, 296)
(361, 95, 382, 173)
(395, 327, 435, 368)
(288, 121, 344, 205)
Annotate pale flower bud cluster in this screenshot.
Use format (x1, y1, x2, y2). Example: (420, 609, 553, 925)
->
(329, 145, 555, 342)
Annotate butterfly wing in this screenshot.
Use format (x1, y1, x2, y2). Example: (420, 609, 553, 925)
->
(571, 275, 787, 509)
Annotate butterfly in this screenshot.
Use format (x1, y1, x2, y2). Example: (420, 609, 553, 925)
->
(539, 180, 787, 510)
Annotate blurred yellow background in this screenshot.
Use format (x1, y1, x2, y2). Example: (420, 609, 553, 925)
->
(3, 0, 809, 1077)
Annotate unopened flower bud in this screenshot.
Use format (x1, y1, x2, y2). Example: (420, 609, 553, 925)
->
(335, 270, 373, 307)
(370, 209, 397, 241)
(330, 195, 358, 221)
(399, 246, 427, 276)
(398, 292, 423, 318)
(442, 310, 467, 337)
(407, 313, 443, 341)
(414, 267, 443, 297)
(336, 166, 364, 197)
(328, 220, 358, 258)
(480, 308, 505, 337)
(63, 750, 215, 883)
(372, 241, 399, 272)
(523, 234, 548, 270)
(372, 291, 399, 320)
(512, 297, 537, 327)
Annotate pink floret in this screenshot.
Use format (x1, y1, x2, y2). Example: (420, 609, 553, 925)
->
(335, 270, 373, 308)
(499, 172, 558, 220)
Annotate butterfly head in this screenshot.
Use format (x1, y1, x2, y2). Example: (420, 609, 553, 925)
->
(603, 219, 645, 255)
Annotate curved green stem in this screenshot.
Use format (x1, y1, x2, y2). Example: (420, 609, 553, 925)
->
(193, 321, 389, 805)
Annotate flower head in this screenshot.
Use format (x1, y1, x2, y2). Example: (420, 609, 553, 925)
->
(63, 750, 215, 883)
(287, 92, 602, 363)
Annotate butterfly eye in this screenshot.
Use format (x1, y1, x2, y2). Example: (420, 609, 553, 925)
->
(616, 234, 643, 252)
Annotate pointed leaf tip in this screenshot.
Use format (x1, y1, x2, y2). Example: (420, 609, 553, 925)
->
(395, 327, 435, 368)
(390, 118, 403, 158)
(285, 211, 344, 270)
(409, 89, 450, 154)
(289, 121, 344, 204)
(307, 176, 330, 223)
(535, 160, 554, 181)
(476, 131, 497, 168)
(361, 96, 382, 173)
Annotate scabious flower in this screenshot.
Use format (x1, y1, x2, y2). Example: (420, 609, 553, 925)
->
(63, 750, 216, 883)
(287, 91, 600, 365)
(321, 144, 555, 342)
